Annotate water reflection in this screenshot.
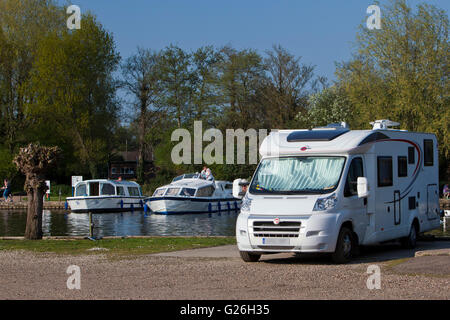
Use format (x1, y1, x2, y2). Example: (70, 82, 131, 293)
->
(0, 209, 238, 237)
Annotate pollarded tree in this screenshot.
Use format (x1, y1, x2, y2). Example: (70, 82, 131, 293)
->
(13, 143, 60, 240)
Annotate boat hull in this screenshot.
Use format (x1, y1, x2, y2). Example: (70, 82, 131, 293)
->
(67, 196, 146, 213)
(147, 197, 241, 215)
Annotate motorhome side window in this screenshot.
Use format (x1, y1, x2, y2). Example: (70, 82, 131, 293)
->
(397, 156, 407, 177)
(344, 157, 363, 197)
(408, 147, 415, 164)
(423, 139, 433, 166)
(377, 156, 393, 187)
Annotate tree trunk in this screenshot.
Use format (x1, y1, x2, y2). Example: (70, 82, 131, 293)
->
(24, 184, 45, 240)
(14, 143, 60, 240)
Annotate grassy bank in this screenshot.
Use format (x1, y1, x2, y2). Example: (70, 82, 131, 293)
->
(0, 237, 236, 256)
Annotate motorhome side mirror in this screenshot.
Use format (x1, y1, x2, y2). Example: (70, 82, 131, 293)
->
(233, 179, 249, 199)
(357, 177, 369, 198)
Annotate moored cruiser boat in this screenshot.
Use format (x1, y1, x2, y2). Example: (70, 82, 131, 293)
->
(67, 179, 146, 213)
(146, 173, 241, 214)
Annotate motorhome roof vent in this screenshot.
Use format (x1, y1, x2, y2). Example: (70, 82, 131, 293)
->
(316, 122, 349, 130)
(370, 119, 400, 130)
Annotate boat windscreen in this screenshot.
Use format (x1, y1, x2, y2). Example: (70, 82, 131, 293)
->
(153, 188, 166, 197)
(75, 183, 87, 196)
(166, 188, 180, 196)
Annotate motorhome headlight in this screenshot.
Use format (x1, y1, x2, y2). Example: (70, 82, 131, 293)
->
(313, 193, 337, 211)
(240, 194, 252, 214)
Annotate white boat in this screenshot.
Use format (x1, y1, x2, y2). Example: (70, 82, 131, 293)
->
(146, 173, 241, 214)
(67, 179, 146, 213)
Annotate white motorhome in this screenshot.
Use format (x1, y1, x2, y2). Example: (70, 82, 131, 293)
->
(234, 120, 441, 263)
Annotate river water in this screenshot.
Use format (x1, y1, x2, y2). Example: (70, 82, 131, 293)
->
(0, 209, 239, 237)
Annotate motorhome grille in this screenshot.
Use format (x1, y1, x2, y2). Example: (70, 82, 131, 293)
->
(257, 246, 296, 250)
(252, 221, 301, 238)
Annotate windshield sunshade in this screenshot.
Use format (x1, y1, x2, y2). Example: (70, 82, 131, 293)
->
(250, 156, 346, 195)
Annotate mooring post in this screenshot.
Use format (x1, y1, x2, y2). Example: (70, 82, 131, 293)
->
(89, 211, 94, 239)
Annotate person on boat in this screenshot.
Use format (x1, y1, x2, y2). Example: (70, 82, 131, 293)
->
(117, 176, 122, 181)
(1, 179, 12, 202)
(200, 166, 214, 181)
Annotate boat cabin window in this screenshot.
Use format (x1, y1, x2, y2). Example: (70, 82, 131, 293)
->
(377, 157, 393, 187)
(116, 186, 125, 196)
(344, 157, 364, 197)
(89, 182, 99, 196)
(224, 184, 233, 190)
(172, 175, 183, 182)
(166, 188, 180, 196)
(153, 188, 166, 197)
(75, 183, 87, 196)
(180, 188, 196, 196)
(101, 183, 115, 196)
(127, 186, 141, 196)
(196, 186, 215, 197)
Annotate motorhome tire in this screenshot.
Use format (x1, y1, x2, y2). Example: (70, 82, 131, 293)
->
(239, 251, 261, 262)
(331, 227, 354, 264)
(400, 224, 417, 249)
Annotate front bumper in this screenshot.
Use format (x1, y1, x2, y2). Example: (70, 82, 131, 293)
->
(236, 213, 339, 253)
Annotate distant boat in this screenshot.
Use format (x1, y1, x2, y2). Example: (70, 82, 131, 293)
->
(146, 173, 241, 214)
(67, 179, 146, 213)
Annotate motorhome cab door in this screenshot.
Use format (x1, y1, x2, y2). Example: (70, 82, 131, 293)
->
(341, 156, 369, 240)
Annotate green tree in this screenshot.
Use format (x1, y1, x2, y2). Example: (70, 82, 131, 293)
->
(336, 0, 449, 176)
(122, 48, 162, 183)
(297, 86, 353, 128)
(262, 45, 317, 128)
(216, 46, 267, 130)
(0, 0, 65, 153)
(27, 13, 120, 178)
(158, 45, 194, 128)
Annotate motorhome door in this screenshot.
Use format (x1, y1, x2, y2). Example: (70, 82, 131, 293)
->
(426, 184, 439, 220)
(342, 156, 369, 239)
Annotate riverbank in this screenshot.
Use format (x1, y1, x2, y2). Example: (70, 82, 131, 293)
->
(0, 236, 236, 255)
(0, 199, 67, 210)
(2, 198, 449, 210)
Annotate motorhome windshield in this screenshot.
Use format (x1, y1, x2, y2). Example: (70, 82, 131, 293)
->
(249, 156, 346, 195)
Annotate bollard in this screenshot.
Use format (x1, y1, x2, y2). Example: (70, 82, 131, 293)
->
(218, 202, 221, 212)
(208, 203, 212, 214)
(65, 201, 68, 210)
(120, 200, 124, 209)
(89, 212, 94, 239)
(227, 201, 230, 213)
(234, 201, 238, 212)
(130, 203, 134, 213)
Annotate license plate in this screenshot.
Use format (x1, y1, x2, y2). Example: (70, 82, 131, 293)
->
(262, 237, 290, 245)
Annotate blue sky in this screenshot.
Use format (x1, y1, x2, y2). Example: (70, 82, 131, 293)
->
(60, 0, 449, 82)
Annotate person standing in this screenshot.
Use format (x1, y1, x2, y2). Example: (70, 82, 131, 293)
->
(1, 179, 12, 202)
(444, 184, 450, 199)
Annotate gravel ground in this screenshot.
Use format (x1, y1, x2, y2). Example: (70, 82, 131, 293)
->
(1, 242, 449, 300)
